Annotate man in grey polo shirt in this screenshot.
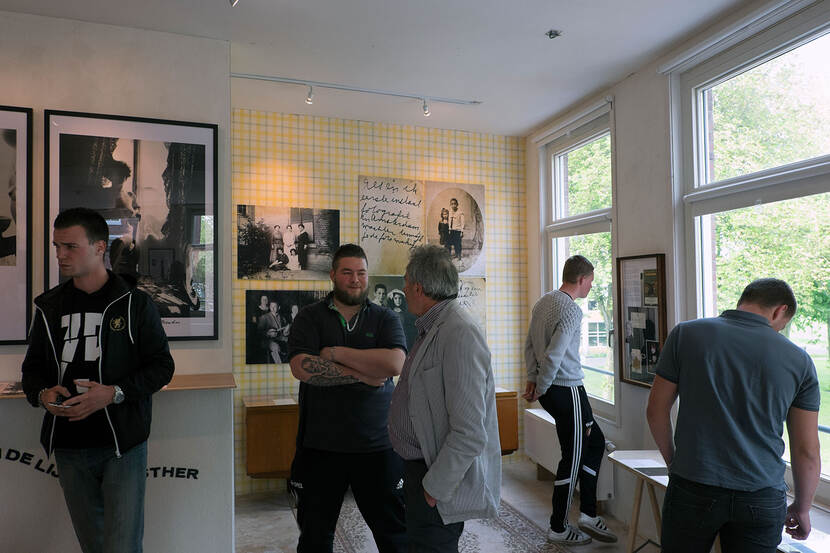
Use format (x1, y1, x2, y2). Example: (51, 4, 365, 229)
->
(647, 278, 821, 552)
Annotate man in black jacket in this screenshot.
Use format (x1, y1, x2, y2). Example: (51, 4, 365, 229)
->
(22, 207, 174, 553)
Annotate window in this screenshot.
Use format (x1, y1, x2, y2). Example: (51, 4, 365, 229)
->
(674, 2, 830, 496)
(542, 104, 617, 412)
(700, 32, 830, 185)
(695, 194, 830, 475)
(588, 322, 608, 347)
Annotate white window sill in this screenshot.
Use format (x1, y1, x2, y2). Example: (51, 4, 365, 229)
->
(778, 498, 830, 552)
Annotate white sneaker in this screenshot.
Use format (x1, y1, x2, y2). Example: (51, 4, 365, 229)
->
(578, 512, 618, 543)
(547, 523, 592, 544)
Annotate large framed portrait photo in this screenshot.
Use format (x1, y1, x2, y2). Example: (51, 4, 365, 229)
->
(0, 105, 32, 344)
(45, 110, 218, 340)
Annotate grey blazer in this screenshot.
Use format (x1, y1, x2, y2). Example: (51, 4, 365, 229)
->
(407, 300, 501, 524)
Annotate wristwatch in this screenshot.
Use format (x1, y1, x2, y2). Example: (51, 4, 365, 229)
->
(112, 385, 125, 404)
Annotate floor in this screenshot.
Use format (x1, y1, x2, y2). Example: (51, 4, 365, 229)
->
(235, 458, 660, 553)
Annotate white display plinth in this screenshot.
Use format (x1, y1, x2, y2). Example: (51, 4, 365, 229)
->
(0, 375, 234, 553)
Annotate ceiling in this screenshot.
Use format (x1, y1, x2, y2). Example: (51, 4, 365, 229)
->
(0, 0, 749, 136)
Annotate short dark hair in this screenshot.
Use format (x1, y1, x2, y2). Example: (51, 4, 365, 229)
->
(738, 278, 797, 317)
(54, 207, 109, 244)
(332, 243, 368, 270)
(375, 283, 387, 292)
(562, 255, 594, 284)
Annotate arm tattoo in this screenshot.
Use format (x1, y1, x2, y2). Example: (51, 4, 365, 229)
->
(302, 356, 360, 386)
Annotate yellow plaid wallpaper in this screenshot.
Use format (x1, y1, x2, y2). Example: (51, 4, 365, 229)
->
(231, 109, 528, 495)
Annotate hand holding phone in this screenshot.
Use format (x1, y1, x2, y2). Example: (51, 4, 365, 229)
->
(48, 395, 71, 408)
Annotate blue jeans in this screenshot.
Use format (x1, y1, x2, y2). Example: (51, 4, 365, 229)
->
(661, 475, 787, 553)
(55, 441, 147, 553)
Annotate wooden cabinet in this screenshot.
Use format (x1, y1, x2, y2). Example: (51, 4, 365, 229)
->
(496, 388, 518, 455)
(244, 389, 518, 477)
(244, 396, 298, 478)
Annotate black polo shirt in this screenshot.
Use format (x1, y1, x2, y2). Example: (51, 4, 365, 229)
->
(288, 293, 407, 453)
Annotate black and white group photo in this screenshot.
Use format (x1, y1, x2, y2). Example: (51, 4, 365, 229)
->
(237, 205, 340, 281)
(425, 183, 485, 276)
(245, 289, 327, 364)
(47, 112, 218, 339)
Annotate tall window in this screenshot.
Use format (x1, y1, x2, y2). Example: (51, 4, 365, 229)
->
(675, 3, 830, 490)
(543, 105, 616, 411)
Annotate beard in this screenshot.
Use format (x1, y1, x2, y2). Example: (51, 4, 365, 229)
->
(334, 286, 368, 306)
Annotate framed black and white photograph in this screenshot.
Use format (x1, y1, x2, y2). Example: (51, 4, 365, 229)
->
(0, 105, 31, 344)
(368, 276, 417, 349)
(237, 205, 339, 281)
(425, 181, 485, 276)
(45, 110, 218, 340)
(617, 254, 667, 387)
(245, 289, 327, 365)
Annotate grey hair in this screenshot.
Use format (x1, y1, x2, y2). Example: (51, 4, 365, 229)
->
(405, 245, 458, 300)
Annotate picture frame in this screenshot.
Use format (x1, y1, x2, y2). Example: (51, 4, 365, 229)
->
(45, 110, 218, 340)
(0, 105, 32, 344)
(616, 253, 667, 387)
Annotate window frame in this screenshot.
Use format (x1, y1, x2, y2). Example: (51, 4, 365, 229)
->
(671, 0, 830, 505)
(540, 103, 620, 421)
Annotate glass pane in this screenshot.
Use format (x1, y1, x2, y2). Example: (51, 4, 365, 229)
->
(697, 191, 830, 476)
(702, 31, 830, 184)
(555, 231, 615, 404)
(554, 133, 612, 217)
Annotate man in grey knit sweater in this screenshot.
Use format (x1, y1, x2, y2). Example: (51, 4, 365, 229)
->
(524, 255, 617, 545)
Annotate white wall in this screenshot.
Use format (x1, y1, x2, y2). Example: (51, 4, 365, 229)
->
(1, 389, 235, 553)
(0, 11, 232, 379)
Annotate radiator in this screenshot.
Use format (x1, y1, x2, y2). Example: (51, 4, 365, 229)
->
(523, 407, 614, 500)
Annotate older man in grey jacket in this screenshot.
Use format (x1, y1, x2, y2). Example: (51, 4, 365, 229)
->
(388, 245, 501, 552)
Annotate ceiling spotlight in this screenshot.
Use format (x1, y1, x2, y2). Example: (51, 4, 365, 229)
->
(422, 98, 430, 117)
(305, 86, 314, 105)
(230, 0, 240, 6)
(545, 29, 562, 39)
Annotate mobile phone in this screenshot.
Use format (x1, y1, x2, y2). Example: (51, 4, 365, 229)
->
(48, 396, 70, 408)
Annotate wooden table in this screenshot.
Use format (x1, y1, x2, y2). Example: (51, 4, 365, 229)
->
(609, 450, 725, 553)
(608, 450, 668, 553)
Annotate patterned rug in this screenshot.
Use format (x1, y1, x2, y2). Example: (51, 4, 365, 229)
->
(333, 495, 567, 553)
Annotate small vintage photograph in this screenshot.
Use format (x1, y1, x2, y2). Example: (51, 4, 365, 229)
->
(644, 339, 660, 374)
(245, 289, 327, 365)
(237, 205, 339, 281)
(425, 182, 486, 276)
(625, 306, 658, 379)
(368, 276, 417, 349)
(642, 268, 658, 306)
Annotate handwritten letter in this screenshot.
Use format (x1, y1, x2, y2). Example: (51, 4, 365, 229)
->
(359, 175, 425, 275)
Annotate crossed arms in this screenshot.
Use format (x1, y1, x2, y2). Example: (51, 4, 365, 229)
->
(289, 346, 405, 387)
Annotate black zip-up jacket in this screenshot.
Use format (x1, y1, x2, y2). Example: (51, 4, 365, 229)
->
(22, 272, 175, 456)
